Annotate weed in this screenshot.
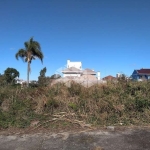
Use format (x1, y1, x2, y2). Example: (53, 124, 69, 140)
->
(1, 80, 150, 128)
(68, 102, 78, 111)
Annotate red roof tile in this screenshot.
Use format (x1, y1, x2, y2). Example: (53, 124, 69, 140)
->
(102, 75, 116, 80)
(137, 69, 150, 74)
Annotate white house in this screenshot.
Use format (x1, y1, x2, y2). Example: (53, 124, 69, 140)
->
(62, 67, 82, 77)
(67, 60, 82, 70)
(62, 60, 100, 80)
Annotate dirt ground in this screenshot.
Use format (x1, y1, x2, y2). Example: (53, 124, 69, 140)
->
(0, 126, 150, 150)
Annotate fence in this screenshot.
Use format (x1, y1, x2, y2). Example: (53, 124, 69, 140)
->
(50, 78, 106, 88)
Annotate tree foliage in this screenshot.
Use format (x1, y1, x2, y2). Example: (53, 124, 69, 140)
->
(40, 67, 47, 77)
(38, 67, 48, 86)
(4, 68, 19, 84)
(50, 74, 61, 79)
(0, 74, 6, 86)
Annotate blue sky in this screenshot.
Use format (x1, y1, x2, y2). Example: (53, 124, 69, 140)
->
(0, 0, 150, 80)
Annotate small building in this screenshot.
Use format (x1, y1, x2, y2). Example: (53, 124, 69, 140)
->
(102, 75, 116, 81)
(131, 68, 150, 81)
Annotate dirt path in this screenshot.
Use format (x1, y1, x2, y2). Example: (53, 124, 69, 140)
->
(0, 127, 150, 150)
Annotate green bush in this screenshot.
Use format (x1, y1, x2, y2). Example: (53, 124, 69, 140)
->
(46, 98, 59, 114)
(135, 99, 150, 112)
(68, 102, 78, 111)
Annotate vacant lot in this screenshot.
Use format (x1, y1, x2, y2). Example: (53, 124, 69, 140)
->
(1, 81, 150, 129)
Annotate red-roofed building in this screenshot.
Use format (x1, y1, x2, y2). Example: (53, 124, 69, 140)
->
(131, 69, 150, 81)
(102, 75, 116, 81)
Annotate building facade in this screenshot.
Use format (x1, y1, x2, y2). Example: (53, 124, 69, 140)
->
(131, 69, 150, 81)
(62, 60, 100, 80)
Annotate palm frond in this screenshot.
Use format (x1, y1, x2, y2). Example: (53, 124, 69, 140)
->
(32, 41, 41, 51)
(15, 49, 27, 60)
(24, 42, 29, 50)
(25, 57, 28, 62)
(29, 37, 34, 44)
(32, 49, 44, 63)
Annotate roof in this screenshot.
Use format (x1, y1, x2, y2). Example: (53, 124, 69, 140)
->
(62, 67, 81, 73)
(82, 68, 96, 75)
(103, 75, 116, 80)
(137, 69, 150, 74)
(80, 74, 97, 80)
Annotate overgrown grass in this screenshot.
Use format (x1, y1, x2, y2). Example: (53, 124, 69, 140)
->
(1, 81, 150, 129)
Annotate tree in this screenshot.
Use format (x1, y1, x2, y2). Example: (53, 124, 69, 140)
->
(38, 67, 47, 86)
(15, 37, 44, 87)
(50, 74, 61, 79)
(4, 67, 19, 84)
(40, 67, 47, 77)
(0, 74, 6, 86)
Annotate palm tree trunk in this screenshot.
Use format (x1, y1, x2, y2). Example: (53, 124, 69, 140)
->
(27, 62, 30, 87)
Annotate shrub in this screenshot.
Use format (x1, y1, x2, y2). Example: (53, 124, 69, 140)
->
(68, 102, 78, 111)
(135, 99, 150, 112)
(46, 98, 59, 114)
(68, 82, 82, 96)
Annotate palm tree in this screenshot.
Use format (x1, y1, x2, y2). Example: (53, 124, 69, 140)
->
(15, 37, 44, 87)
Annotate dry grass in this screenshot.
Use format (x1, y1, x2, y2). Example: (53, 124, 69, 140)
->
(1, 81, 150, 129)
(92, 146, 104, 150)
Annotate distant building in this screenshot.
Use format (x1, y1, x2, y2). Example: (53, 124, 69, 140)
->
(50, 60, 104, 87)
(116, 73, 121, 78)
(62, 60, 100, 80)
(16, 78, 35, 84)
(102, 75, 116, 81)
(131, 68, 150, 81)
(66, 59, 82, 70)
(62, 67, 82, 77)
(15, 79, 26, 84)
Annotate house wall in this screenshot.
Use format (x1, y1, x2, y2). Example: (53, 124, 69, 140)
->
(132, 70, 150, 80)
(67, 60, 82, 70)
(63, 73, 81, 77)
(140, 75, 150, 80)
(132, 70, 139, 80)
(97, 72, 100, 80)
